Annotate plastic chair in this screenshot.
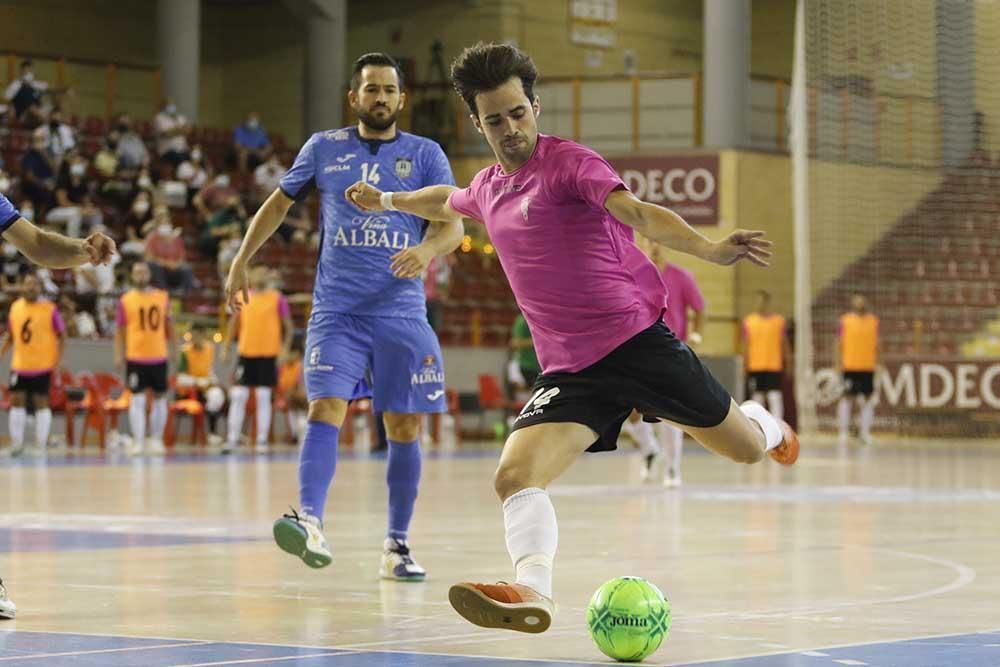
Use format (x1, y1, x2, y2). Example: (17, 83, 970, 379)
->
(164, 377, 207, 449)
(79, 372, 129, 449)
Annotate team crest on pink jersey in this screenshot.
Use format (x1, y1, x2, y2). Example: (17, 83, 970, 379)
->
(520, 196, 532, 221)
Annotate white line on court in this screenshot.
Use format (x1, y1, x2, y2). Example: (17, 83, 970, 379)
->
(0, 641, 210, 662)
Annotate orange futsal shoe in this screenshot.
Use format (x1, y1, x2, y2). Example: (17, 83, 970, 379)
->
(448, 582, 554, 634)
(768, 420, 800, 465)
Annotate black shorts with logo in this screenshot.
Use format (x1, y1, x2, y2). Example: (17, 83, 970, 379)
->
(843, 371, 875, 396)
(236, 356, 278, 387)
(126, 361, 169, 394)
(747, 371, 783, 393)
(511, 321, 732, 453)
(9, 370, 51, 396)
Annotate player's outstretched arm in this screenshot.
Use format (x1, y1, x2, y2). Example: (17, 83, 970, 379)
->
(345, 181, 461, 223)
(225, 188, 294, 311)
(604, 189, 773, 268)
(2, 218, 116, 268)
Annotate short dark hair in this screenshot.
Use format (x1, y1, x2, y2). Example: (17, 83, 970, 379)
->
(20, 59, 32, 70)
(450, 42, 538, 116)
(350, 52, 404, 91)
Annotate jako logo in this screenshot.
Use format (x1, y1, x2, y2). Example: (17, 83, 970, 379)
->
(621, 168, 715, 204)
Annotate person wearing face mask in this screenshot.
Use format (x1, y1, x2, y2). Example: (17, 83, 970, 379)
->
(176, 144, 209, 204)
(200, 193, 246, 259)
(4, 60, 49, 127)
(193, 172, 238, 222)
(47, 153, 100, 238)
(19, 129, 56, 214)
(234, 111, 272, 173)
(113, 114, 150, 173)
(94, 133, 120, 180)
(253, 153, 286, 207)
(39, 107, 76, 163)
(154, 98, 190, 169)
(144, 203, 194, 291)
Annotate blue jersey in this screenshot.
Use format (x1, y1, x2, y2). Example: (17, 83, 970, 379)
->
(279, 127, 456, 318)
(0, 194, 20, 233)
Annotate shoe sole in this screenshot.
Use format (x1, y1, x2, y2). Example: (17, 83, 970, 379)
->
(0, 605, 15, 620)
(273, 519, 332, 569)
(769, 421, 800, 465)
(379, 568, 426, 582)
(448, 583, 551, 634)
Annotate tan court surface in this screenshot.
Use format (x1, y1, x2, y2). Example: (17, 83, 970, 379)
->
(0, 439, 998, 666)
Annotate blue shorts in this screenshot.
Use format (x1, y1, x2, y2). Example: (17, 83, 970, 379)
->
(305, 312, 446, 414)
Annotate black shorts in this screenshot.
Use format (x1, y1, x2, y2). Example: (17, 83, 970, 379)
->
(9, 371, 51, 396)
(126, 362, 168, 394)
(748, 371, 783, 393)
(236, 356, 278, 387)
(511, 321, 731, 453)
(843, 371, 875, 396)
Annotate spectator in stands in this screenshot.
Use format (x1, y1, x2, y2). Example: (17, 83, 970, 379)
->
(145, 203, 194, 291)
(20, 129, 57, 214)
(94, 134, 119, 180)
(3, 60, 61, 127)
(233, 111, 271, 172)
(176, 144, 209, 202)
(74, 241, 120, 335)
(2, 241, 30, 292)
(253, 152, 286, 207)
(120, 191, 154, 258)
(0, 168, 12, 199)
(201, 193, 247, 262)
(58, 294, 98, 339)
(154, 98, 191, 169)
(193, 173, 237, 222)
(114, 114, 150, 173)
(46, 151, 101, 238)
(38, 107, 76, 165)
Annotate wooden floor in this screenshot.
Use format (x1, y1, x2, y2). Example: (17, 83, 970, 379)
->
(1, 436, 1000, 666)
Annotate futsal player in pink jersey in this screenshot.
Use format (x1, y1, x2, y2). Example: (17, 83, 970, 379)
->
(346, 42, 799, 635)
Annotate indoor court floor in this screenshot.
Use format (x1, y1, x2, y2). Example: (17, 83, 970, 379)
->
(1, 437, 999, 666)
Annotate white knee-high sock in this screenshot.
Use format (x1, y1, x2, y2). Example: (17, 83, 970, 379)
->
(35, 408, 52, 448)
(504, 487, 558, 599)
(8, 407, 27, 449)
(766, 390, 784, 421)
(837, 397, 851, 437)
(631, 419, 661, 457)
(740, 400, 782, 451)
(129, 392, 147, 442)
(254, 387, 272, 445)
(859, 396, 875, 437)
(227, 385, 249, 445)
(656, 422, 684, 472)
(149, 397, 168, 439)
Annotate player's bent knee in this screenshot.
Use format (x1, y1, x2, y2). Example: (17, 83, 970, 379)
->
(383, 413, 421, 442)
(493, 463, 534, 501)
(731, 447, 765, 465)
(307, 398, 347, 427)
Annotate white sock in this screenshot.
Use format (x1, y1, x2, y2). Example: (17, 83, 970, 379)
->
(837, 397, 851, 437)
(129, 392, 147, 443)
(632, 419, 661, 457)
(860, 397, 875, 437)
(8, 407, 26, 449)
(766, 390, 784, 421)
(149, 397, 168, 439)
(740, 400, 783, 451)
(35, 408, 52, 448)
(503, 487, 557, 599)
(227, 385, 249, 445)
(751, 391, 765, 407)
(254, 387, 272, 445)
(656, 422, 684, 472)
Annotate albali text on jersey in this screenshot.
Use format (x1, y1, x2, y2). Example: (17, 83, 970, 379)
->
(279, 127, 455, 318)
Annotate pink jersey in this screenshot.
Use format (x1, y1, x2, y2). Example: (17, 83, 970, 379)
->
(448, 134, 665, 373)
(660, 263, 705, 342)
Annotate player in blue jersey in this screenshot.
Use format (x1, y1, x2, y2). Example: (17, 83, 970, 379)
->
(224, 53, 463, 580)
(0, 193, 116, 619)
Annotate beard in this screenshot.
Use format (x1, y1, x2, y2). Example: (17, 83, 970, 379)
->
(356, 104, 400, 132)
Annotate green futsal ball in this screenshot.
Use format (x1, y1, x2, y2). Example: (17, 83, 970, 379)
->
(586, 576, 671, 662)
